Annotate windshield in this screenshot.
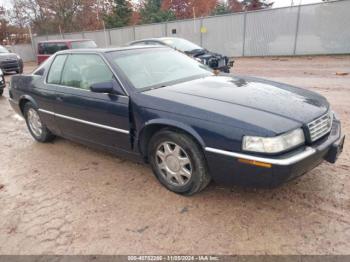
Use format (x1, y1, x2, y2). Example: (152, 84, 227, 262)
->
(0, 46, 9, 53)
(71, 40, 97, 49)
(108, 48, 212, 90)
(162, 38, 203, 52)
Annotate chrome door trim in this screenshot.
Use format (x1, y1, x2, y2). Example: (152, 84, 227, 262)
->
(38, 109, 130, 134)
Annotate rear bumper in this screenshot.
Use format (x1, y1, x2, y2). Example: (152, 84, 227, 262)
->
(205, 118, 344, 188)
(8, 98, 22, 115)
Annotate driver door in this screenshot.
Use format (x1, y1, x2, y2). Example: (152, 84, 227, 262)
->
(52, 53, 131, 151)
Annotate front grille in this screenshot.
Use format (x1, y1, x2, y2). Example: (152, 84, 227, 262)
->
(307, 111, 333, 142)
(1, 60, 19, 69)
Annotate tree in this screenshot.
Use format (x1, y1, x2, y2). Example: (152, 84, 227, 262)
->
(104, 0, 133, 28)
(211, 2, 231, 15)
(228, 0, 244, 12)
(241, 0, 273, 11)
(162, 0, 218, 19)
(10, 0, 106, 35)
(139, 0, 175, 24)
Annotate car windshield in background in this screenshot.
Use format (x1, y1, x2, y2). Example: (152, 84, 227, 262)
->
(108, 49, 212, 90)
(162, 38, 203, 52)
(71, 41, 97, 49)
(0, 46, 9, 53)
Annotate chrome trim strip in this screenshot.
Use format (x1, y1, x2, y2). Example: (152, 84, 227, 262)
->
(307, 111, 333, 142)
(38, 109, 129, 134)
(205, 147, 316, 166)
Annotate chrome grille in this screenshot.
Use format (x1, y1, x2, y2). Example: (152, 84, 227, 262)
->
(307, 111, 333, 142)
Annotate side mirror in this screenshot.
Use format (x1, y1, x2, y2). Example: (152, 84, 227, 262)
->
(90, 80, 125, 95)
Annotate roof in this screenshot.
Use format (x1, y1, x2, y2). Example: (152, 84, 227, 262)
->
(38, 39, 94, 43)
(56, 45, 167, 55)
(130, 37, 178, 43)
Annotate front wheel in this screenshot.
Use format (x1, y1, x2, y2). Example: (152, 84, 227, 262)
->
(148, 129, 211, 196)
(23, 102, 55, 142)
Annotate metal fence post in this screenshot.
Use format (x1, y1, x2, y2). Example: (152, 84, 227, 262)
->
(82, 32, 85, 39)
(200, 18, 203, 47)
(165, 23, 168, 37)
(108, 29, 112, 46)
(242, 12, 247, 57)
(133, 26, 136, 41)
(293, 5, 302, 55)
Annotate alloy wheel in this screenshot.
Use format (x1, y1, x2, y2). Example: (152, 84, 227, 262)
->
(27, 108, 43, 137)
(155, 141, 193, 186)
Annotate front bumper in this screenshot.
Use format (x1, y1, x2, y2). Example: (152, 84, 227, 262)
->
(0, 59, 22, 73)
(217, 58, 234, 73)
(205, 118, 344, 188)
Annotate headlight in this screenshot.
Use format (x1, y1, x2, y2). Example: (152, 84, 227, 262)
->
(242, 128, 305, 154)
(16, 54, 21, 60)
(0, 69, 3, 76)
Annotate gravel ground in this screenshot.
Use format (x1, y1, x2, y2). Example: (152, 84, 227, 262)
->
(0, 56, 349, 255)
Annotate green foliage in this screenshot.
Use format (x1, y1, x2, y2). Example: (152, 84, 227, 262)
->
(104, 0, 133, 29)
(211, 3, 231, 16)
(140, 0, 176, 24)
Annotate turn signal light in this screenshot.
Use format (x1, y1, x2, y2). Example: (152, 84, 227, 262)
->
(238, 158, 272, 168)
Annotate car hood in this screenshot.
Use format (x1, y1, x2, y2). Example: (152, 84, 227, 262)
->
(141, 75, 329, 135)
(185, 49, 226, 59)
(0, 53, 18, 61)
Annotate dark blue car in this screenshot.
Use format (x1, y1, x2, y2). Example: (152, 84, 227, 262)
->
(8, 46, 345, 195)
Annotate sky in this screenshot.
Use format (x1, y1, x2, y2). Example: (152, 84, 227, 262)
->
(0, 0, 324, 10)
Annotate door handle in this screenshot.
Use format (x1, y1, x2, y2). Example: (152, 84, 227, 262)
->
(56, 96, 63, 102)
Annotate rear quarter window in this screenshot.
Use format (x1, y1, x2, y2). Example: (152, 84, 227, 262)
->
(47, 55, 67, 84)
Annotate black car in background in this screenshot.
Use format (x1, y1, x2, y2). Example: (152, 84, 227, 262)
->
(0, 45, 23, 74)
(129, 37, 234, 73)
(0, 69, 5, 96)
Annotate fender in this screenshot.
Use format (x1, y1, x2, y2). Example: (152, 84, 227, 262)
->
(18, 94, 39, 113)
(137, 118, 206, 157)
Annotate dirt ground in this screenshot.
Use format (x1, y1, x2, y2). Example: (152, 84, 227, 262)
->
(0, 56, 349, 255)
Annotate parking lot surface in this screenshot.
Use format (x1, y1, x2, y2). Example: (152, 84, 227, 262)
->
(0, 56, 349, 255)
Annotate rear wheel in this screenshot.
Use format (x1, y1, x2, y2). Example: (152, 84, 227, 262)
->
(23, 102, 55, 142)
(148, 129, 211, 196)
(0, 88, 3, 96)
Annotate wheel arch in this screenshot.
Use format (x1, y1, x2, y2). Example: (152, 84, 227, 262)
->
(19, 95, 38, 115)
(138, 119, 206, 160)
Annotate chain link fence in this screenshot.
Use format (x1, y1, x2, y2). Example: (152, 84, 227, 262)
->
(24, 0, 350, 61)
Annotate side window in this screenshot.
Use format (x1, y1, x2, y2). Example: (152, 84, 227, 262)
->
(38, 43, 68, 55)
(148, 41, 164, 46)
(61, 54, 113, 90)
(33, 55, 55, 76)
(47, 55, 67, 84)
(131, 41, 146, 46)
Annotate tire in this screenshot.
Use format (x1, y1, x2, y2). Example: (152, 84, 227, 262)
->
(0, 88, 3, 96)
(148, 129, 211, 196)
(23, 102, 55, 142)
